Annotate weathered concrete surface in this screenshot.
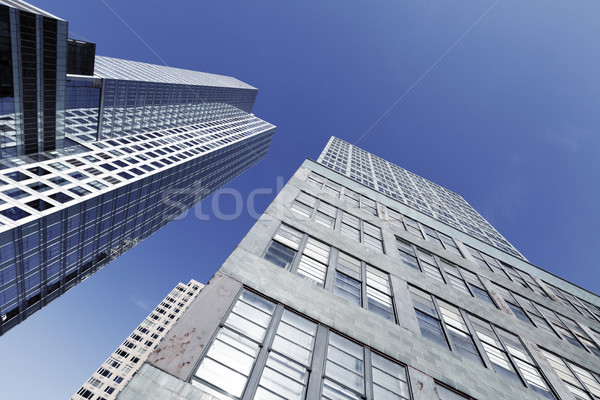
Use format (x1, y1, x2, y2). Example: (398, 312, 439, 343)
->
(148, 272, 241, 380)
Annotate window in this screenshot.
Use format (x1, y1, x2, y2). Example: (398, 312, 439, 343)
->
(324, 332, 365, 396)
(469, 316, 555, 398)
(87, 377, 103, 389)
(537, 305, 600, 356)
(363, 221, 383, 251)
(296, 237, 330, 286)
(194, 289, 410, 400)
(457, 268, 496, 307)
(437, 301, 483, 366)
(509, 293, 554, 335)
(76, 388, 94, 399)
(334, 252, 362, 305)
(409, 287, 483, 365)
(106, 357, 121, 369)
(409, 286, 448, 348)
(464, 245, 509, 279)
(366, 265, 394, 321)
(115, 349, 129, 358)
(263, 224, 302, 269)
(340, 212, 360, 242)
(306, 172, 326, 189)
(333, 252, 395, 321)
(340, 212, 384, 251)
(541, 350, 600, 400)
(291, 192, 316, 219)
(193, 290, 276, 399)
(403, 216, 424, 238)
(97, 368, 112, 378)
(396, 238, 445, 283)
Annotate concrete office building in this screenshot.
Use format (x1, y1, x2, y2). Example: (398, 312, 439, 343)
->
(73, 280, 204, 400)
(116, 137, 599, 400)
(0, 0, 275, 335)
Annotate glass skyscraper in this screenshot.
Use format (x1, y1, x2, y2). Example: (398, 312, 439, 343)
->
(0, 0, 275, 335)
(111, 138, 599, 400)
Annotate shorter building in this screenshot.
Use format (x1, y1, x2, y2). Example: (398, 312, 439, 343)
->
(72, 280, 203, 400)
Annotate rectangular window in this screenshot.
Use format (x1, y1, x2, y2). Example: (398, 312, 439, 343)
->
(409, 286, 448, 349)
(263, 224, 302, 269)
(363, 222, 383, 251)
(291, 192, 316, 218)
(193, 292, 275, 399)
(403, 216, 423, 238)
(469, 316, 555, 399)
(396, 237, 420, 270)
(459, 268, 496, 308)
(541, 350, 600, 400)
(366, 265, 394, 321)
(334, 252, 362, 305)
(315, 201, 337, 229)
(437, 301, 483, 366)
(340, 212, 361, 242)
(344, 189, 360, 208)
(296, 238, 330, 286)
(325, 332, 365, 395)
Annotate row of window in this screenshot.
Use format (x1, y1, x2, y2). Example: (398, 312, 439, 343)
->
(0, 115, 271, 226)
(409, 286, 555, 399)
(263, 224, 394, 322)
(291, 192, 384, 252)
(493, 285, 600, 358)
(192, 289, 471, 400)
(263, 222, 600, 383)
(304, 171, 600, 328)
(399, 235, 600, 358)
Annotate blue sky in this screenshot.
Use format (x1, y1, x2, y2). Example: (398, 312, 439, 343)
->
(1, 0, 600, 398)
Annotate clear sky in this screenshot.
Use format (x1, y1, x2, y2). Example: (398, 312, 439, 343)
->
(1, 1, 600, 398)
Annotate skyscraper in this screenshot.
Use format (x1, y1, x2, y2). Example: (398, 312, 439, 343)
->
(0, 0, 275, 335)
(115, 137, 599, 400)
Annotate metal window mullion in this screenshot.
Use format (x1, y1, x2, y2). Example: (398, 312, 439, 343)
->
(305, 325, 329, 399)
(364, 349, 374, 400)
(432, 297, 453, 352)
(242, 305, 284, 400)
(415, 221, 427, 242)
(289, 234, 309, 274)
(307, 198, 319, 221)
(323, 248, 339, 292)
(332, 208, 342, 232)
(461, 310, 492, 370)
(412, 244, 424, 274)
(492, 325, 527, 388)
(562, 358, 594, 398)
(456, 268, 476, 299)
(358, 218, 364, 243)
(360, 261, 367, 309)
(433, 254, 450, 284)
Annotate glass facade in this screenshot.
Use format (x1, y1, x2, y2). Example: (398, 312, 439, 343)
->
(0, 0, 276, 335)
(0, 2, 67, 158)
